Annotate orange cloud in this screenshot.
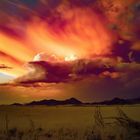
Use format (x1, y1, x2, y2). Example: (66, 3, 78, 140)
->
(0, 7, 115, 76)
(27, 8, 114, 58)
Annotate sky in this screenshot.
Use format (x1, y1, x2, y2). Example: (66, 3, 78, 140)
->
(0, 72, 15, 83)
(0, 0, 140, 104)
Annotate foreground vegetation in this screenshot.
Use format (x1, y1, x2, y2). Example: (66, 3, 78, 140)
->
(0, 106, 140, 140)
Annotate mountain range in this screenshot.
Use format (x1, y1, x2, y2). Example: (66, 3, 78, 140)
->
(11, 97, 140, 106)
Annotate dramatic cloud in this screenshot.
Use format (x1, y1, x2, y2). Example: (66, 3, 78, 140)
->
(0, 0, 140, 103)
(12, 57, 140, 84)
(0, 0, 140, 76)
(1, 69, 140, 104)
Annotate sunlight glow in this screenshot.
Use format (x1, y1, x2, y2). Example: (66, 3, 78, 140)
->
(64, 54, 77, 62)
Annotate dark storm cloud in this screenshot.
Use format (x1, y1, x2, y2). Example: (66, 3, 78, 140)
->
(1, 59, 140, 103)
(11, 59, 136, 84)
(5, 66, 140, 103)
(111, 38, 140, 63)
(14, 60, 103, 84)
(0, 64, 12, 69)
(112, 39, 132, 62)
(10, 57, 140, 101)
(130, 51, 140, 62)
(14, 61, 72, 83)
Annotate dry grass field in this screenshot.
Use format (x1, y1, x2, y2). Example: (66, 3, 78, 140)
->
(0, 105, 140, 140)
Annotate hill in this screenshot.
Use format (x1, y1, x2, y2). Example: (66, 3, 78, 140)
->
(26, 98, 82, 106)
(91, 97, 140, 105)
(10, 97, 140, 106)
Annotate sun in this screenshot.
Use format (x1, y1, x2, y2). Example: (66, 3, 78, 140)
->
(64, 54, 78, 62)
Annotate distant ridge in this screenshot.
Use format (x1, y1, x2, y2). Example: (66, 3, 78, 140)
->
(26, 98, 82, 106)
(12, 103, 23, 106)
(11, 97, 140, 106)
(91, 97, 140, 105)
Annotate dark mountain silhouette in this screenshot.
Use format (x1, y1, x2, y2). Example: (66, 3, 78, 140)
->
(11, 103, 23, 106)
(10, 97, 140, 106)
(26, 98, 82, 106)
(91, 97, 140, 105)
